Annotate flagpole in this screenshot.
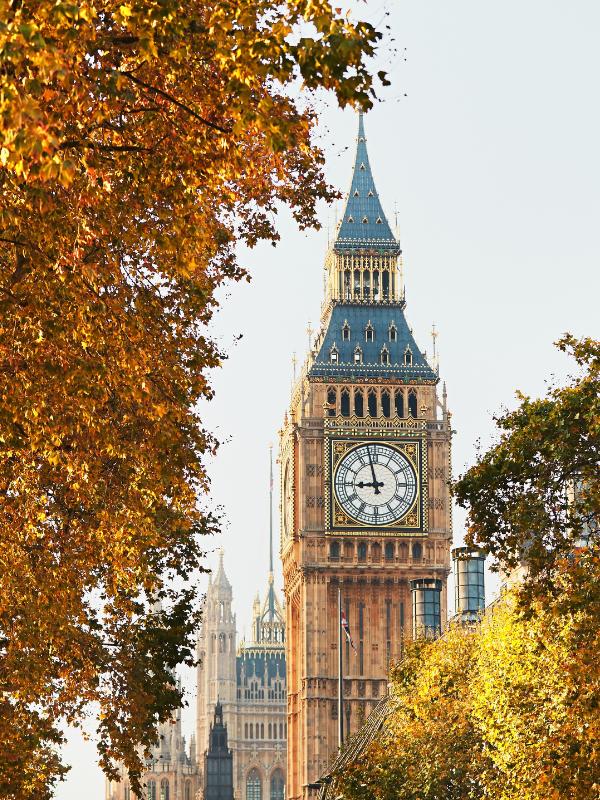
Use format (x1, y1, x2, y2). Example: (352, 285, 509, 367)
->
(338, 586, 344, 748)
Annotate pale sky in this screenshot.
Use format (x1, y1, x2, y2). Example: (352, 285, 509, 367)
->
(58, 1, 600, 796)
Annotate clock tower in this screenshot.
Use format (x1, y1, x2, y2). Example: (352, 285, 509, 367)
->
(280, 114, 453, 799)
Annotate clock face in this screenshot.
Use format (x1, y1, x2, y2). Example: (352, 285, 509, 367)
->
(333, 443, 417, 526)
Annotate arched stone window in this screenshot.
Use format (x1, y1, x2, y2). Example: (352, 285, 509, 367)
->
(329, 345, 339, 364)
(354, 388, 364, 417)
(327, 387, 337, 417)
(365, 322, 374, 342)
(147, 780, 157, 800)
(353, 346, 363, 365)
(358, 542, 367, 562)
(270, 769, 285, 800)
(380, 346, 390, 366)
(368, 389, 377, 417)
(160, 779, 170, 800)
(382, 270, 390, 298)
(385, 542, 395, 562)
(371, 542, 381, 562)
(247, 769, 262, 800)
(329, 541, 340, 560)
(381, 390, 391, 418)
(404, 346, 413, 366)
(342, 321, 350, 340)
(389, 322, 397, 342)
(395, 389, 404, 418)
(363, 271, 370, 298)
(184, 782, 192, 800)
(408, 389, 417, 418)
(340, 388, 350, 417)
(412, 541, 423, 561)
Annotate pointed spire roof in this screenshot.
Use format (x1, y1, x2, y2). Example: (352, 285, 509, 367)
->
(334, 113, 399, 253)
(214, 549, 231, 589)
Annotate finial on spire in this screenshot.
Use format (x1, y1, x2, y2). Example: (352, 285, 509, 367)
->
(357, 110, 366, 141)
(431, 324, 438, 371)
(306, 321, 314, 351)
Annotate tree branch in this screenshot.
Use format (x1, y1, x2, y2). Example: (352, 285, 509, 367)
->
(118, 71, 231, 134)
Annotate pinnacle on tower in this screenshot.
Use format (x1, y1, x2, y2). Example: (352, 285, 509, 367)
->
(214, 548, 231, 589)
(334, 113, 399, 254)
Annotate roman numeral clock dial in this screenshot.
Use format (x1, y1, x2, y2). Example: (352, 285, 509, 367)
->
(333, 443, 417, 526)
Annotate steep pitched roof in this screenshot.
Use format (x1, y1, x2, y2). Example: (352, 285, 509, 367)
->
(309, 303, 437, 382)
(334, 113, 399, 253)
(317, 694, 395, 800)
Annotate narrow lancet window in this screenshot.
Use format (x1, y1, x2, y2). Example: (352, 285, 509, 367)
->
(365, 322, 374, 342)
(330, 345, 339, 364)
(381, 389, 391, 417)
(389, 323, 397, 342)
(395, 389, 405, 417)
(408, 389, 417, 418)
(353, 346, 363, 365)
(327, 388, 337, 417)
(341, 389, 350, 417)
(354, 389, 364, 417)
(380, 346, 390, 365)
(368, 389, 377, 417)
(404, 346, 413, 366)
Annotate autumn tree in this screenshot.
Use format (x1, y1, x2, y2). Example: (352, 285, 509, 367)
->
(454, 335, 600, 588)
(0, 1, 385, 794)
(331, 337, 600, 800)
(334, 559, 600, 800)
(332, 626, 494, 800)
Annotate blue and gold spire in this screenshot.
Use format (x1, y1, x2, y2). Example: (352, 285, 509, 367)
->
(334, 113, 399, 253)
(310, 113, 437, 384)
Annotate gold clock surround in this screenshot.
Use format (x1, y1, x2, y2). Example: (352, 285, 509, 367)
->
(325, 434, 427, 535)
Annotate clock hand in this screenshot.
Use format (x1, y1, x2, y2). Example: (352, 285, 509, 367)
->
(366, 446, 380, 495)
(357, 480, 384, 489)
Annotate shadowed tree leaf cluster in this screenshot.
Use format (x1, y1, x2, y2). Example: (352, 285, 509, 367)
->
(0, 1, 385, 795)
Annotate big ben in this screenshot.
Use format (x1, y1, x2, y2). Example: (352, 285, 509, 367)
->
(280, 114, 452, 799)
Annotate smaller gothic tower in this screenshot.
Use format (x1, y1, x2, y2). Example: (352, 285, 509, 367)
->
(196, 552, 237, 763)
(204, 701, 234, 800)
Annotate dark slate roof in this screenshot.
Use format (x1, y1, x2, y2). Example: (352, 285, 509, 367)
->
(334, 113, 399, 253)
(309, 303, 437, 382)
(317, 694, 395, 800)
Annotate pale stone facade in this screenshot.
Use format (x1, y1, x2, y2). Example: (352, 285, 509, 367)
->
(280, 114, 453, 800)
(196, 554, 287, 800)
(105, 553, 286, 800)
(105, 689, 200, 800)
